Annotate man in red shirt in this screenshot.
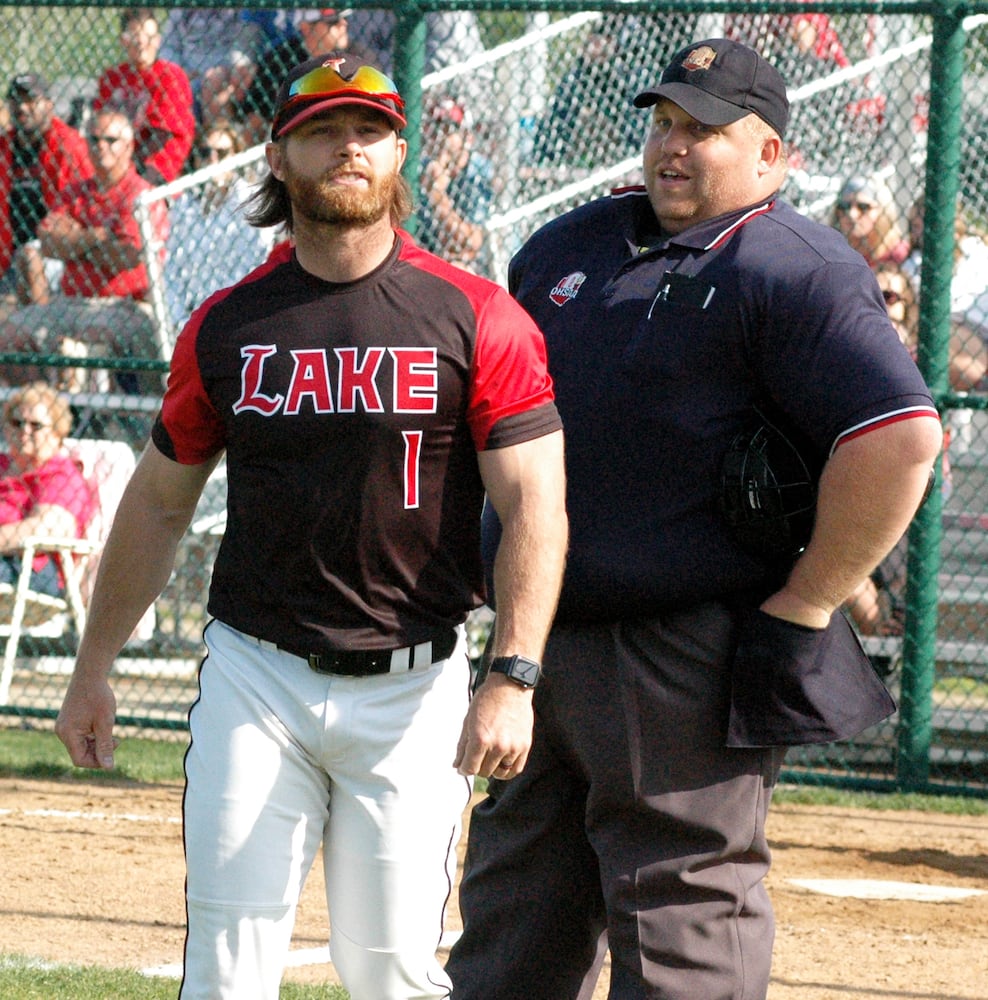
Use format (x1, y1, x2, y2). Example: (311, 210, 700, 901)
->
(0, 73, 93, 310)
(93, 7, 195, 184)
(0, 107, 169, 387)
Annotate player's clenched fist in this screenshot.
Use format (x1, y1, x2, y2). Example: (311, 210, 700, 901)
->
(454, 675, 534, 780)
(55, 674, 117, 769)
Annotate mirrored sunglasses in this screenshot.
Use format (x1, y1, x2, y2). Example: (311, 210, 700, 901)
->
(285, 63, 403, 110)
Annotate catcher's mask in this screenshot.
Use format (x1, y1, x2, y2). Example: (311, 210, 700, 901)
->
(720, 408, 817, 562)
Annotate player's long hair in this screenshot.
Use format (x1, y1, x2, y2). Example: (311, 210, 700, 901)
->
(245, 149, 413, 234)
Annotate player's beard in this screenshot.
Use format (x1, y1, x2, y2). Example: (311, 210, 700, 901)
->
(284, 162, 397, 228)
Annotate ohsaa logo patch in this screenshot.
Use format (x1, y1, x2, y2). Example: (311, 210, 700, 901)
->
(549, 271, 587, 307)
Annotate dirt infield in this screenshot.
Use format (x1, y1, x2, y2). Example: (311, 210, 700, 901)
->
(1, 777, 987, 999)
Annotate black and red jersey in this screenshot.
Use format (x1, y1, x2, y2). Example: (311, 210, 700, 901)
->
(152, 232, 560, 651)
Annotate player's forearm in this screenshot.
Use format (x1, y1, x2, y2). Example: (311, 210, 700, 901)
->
(74, 500, 186, 676)
(74, 453, 207, 676)
(766, 417, 942, 626)
(40, 225, 141, 269)
(490, 523, 566, 660)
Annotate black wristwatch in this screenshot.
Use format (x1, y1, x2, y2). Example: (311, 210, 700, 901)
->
(487, 654, 542, 689)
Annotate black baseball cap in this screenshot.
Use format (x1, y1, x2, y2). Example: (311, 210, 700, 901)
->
(7, 72, 50, 100)
(634, 38, 789, 138)
(271, 54, 406, 138)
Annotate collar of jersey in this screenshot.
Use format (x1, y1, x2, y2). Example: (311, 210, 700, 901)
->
(630, 195, 779, 256)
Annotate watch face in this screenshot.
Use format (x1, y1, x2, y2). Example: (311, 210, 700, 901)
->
(490, 655, 540, 688)
(511, 657, 540, 686)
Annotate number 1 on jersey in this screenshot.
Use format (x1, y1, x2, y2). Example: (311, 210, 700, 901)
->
(403, 430, 423, 509)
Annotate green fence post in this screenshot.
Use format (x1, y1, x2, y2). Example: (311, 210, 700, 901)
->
(897, 0, 966, 791)
(393, 0, 427, 237)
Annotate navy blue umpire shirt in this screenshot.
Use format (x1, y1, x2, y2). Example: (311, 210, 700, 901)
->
(487, 186, 938, 623)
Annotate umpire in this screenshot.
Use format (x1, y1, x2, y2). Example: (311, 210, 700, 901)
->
(447, 38, 942, 1000)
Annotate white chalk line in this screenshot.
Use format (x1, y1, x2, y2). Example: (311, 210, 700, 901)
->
(788, 878, 986, 902)
(0, 806, 181, 825)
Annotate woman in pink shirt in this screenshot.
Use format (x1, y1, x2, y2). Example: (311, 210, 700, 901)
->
(0, 382, 96, 595)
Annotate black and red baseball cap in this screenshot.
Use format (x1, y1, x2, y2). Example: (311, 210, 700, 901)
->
(271, 54, 406, 138)
(634, 38, 789, 138)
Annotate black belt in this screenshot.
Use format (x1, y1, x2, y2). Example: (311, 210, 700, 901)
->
(255, 628, 459, 677)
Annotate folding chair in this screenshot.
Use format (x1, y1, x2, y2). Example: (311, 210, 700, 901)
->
(0, 438, 150, 704)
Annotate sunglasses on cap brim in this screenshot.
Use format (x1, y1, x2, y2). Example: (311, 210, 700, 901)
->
(282, 64, 404, 118)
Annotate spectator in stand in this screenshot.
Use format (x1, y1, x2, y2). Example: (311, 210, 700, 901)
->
(93, 7, 195, 184)
(787, 12, 849, 65)
(165, 118, 274, 329)
(725, 10, 848, 84)
(241, 9, 301, 54)
(531, 18, 648, 172)
(726, 12, 885, 175)
(159, 10, 263, 128)
(1, 73, 93, 314)
(874, 259, 919, 355)
(831, 174, 910, 268)
(904, 193, 988, 392)
(896, 196, 988, 393)
(0, 107, 169, 389)
(418, 96, 495, 275)
(346, 8, 486, 78)
(949, 311, 988, 393)
(0, 381, 96, 597)
(904, 194, 988, 307)
(235, 9, 379, 146)
(346, 8, 491, 108)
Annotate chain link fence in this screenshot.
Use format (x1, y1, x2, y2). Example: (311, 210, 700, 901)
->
(0, 2, 986, 796)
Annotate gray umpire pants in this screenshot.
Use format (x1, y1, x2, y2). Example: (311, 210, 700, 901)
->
(448, 601, 786, 1000)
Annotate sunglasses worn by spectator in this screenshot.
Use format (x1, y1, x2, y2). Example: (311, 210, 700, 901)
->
(7, 417, 52, 432)
(839, 200, 876, 213)
(197, 143, 234, 158)
(89, 133, 125, 146)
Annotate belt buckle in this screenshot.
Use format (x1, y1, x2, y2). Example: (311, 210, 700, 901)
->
(307, 649, 387, 676)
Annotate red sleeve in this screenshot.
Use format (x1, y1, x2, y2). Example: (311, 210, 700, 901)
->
(92, 68, 116, 111)
(143, 62, 195, 183)
(44, 120, 94, 202)
(467, 286, 560, 452)
(153, 300, 229, 465)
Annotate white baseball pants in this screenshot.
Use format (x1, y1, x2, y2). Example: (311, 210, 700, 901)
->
(180, 619, 472, 1000)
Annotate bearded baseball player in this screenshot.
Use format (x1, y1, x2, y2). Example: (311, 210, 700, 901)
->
(55, 55, 567, 1000)
(447, 38, 942, 1000)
